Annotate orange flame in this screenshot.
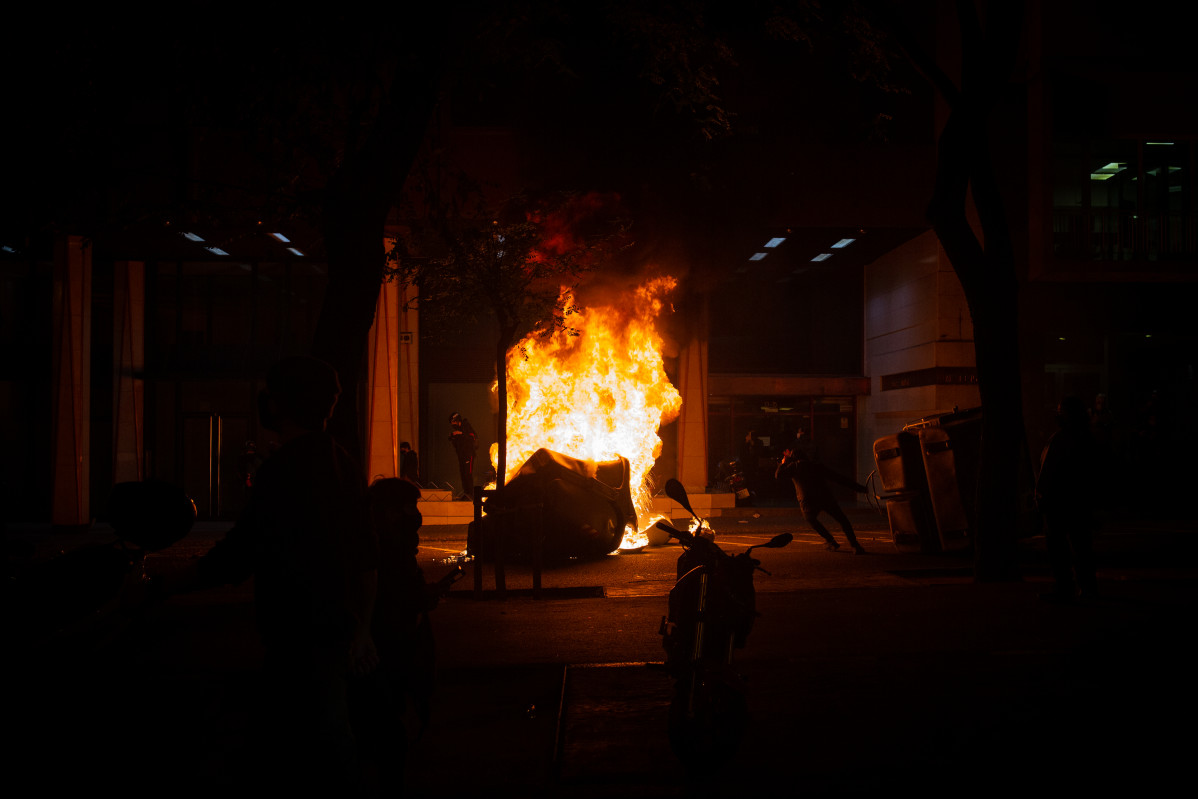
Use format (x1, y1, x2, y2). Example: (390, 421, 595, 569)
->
(491, 277, 682, 548)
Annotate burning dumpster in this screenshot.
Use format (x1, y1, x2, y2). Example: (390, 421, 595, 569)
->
(467, 449, 638, 562)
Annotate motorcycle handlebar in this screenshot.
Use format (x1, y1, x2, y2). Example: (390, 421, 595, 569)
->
(654, 520, 731, 563)
(654, 520, 693, 544)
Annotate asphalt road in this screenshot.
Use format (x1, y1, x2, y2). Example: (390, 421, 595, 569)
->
(415, 510, 971, 595)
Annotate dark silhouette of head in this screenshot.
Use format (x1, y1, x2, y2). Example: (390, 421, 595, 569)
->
(368, 477, 423, 552)
(259, 356, 341, 433)
(791, 429, 813, 460)
(1057, 396, 1089, 431)
(450, 412, 463, 427)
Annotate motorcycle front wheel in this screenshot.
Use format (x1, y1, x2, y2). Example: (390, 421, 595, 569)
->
(667, 673, 748, 773)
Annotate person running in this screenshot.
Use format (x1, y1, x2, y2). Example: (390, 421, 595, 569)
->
(776, 445, 869, 554)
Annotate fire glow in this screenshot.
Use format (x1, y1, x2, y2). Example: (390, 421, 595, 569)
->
(491, 277, 682, 549)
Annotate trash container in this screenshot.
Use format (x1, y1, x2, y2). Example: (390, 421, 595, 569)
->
(903, 407, 982, 553)
(468, 449, 636, 562)
(873, 432, 938, 552)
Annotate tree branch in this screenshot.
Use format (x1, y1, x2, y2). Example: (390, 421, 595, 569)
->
(864, 0, 961, 108)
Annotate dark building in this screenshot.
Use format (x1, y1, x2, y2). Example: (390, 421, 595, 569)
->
(3, 1, 1193, 526)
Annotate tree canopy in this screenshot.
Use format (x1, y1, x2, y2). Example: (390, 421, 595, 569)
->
(389, 189, 630, 481)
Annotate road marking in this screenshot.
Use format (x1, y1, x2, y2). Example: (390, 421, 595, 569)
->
(420, 545, 468, 555)
(606, 586, 672, 598)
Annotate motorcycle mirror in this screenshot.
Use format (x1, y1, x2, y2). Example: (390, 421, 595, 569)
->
(747, 532, 794, 554)
(664, 479, 698, 519)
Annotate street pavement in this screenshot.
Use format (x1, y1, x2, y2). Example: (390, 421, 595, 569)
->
(7, 505, 1197, 796)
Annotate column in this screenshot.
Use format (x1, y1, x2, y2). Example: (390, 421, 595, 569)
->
(112, 260, 145, 484)
(676, 297, 709, 493)
(365, 277, 400, 482)
(51, 235, 91, 527)
(396, 279, 419, 457)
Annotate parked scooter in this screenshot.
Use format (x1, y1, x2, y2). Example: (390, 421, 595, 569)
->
(8, 480, 196, 647)
(720, 457, 754, 506)
(655, 478, 792, 771)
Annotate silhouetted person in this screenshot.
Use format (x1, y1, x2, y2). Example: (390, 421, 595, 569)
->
(776, 446, 868, 554)
(358, 478, 463, 790)
(738, 430, 757, 470)
(239, 439, 265, 492)
(1088, 392, 1122, 513)
(1132, 388, 1175, 512)
(185, 356, 379, 792)
(738, 430, 761, 494)
(353, 478, 439, 794)
(399, 441, 421, 486)
(1037, 396, 1099, 601)
(1090, 393, 1114, 451)
(448, 412, 477, 500)
(791, 428, 815, 460)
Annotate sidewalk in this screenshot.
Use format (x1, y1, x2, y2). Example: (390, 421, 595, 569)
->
(7, 510, 1196, 796)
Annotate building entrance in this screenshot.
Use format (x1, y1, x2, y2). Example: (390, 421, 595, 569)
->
(708, 395, 859, 502)
(181, 411, 252, 520)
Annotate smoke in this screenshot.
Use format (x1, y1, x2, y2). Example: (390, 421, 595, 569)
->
(528, 190, 626, 256)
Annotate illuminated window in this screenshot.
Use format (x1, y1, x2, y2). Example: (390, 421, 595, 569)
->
(1052, 137, 1193, 262)
(1089, 162, 1127, 181)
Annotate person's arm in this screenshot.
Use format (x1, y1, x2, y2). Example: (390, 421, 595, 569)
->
(148, 517, 253, 601)
(1035, 438, 1061, 510)
(820, 464, 868, 493)
(348, 568, 379, 677)
(345, 485, 380, 675)
(180, 509, 259, 591)
(775, 449, 792, 480)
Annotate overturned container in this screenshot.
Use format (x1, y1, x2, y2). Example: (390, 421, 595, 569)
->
(872, 431, 938, 553)
(468, 449, 637, 562)
(873, 407, 983, 553)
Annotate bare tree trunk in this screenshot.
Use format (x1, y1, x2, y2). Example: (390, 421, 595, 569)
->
(496, 337, 507, 489)
(314, 197, 387, 462)
(310, 30, 444, 461)
(931, 139, 1023, 580)
(495, 325, 517, 490)
(924, 1, 1026, 580)
(864, 0, 1029, 579)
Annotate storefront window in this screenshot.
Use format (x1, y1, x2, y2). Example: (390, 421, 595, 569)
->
(708, 395, 857, 499)
(148, 260, 326, 375)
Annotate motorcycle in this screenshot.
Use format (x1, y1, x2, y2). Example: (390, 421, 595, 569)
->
(655, 478, 792, 771)
(716, 457, 754, 506)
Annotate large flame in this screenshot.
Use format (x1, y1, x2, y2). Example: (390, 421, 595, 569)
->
(491, 277, 682, 548)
